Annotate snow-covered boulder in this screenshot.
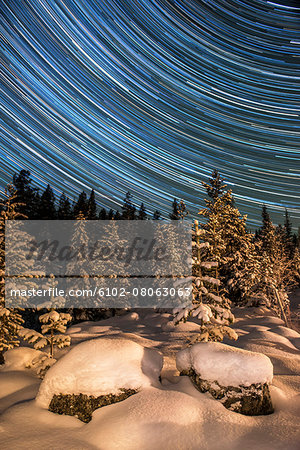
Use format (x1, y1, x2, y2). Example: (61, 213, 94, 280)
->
(176, 342, 274, 415)
(36, 337, 163, 421)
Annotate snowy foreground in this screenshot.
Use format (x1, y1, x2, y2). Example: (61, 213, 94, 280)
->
(1, 307, 300, 450)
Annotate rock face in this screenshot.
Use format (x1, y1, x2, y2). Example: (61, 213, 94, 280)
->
(176, 342, 274, 416)
(49, 389, 137, 422)
(180, 369, 274, 415)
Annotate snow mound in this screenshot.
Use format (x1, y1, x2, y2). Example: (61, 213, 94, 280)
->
(84, 387, 204, 450)
(2, 347, 45, 371)
(176, 342, 273, 387)
(272, 326, 300, 339)
(36, 337, 163, 408)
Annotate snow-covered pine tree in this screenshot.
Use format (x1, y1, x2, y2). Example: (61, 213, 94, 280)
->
(217, 192, 257, 303)
(291, 247, 300, 285)
(0, 185, 24, 359)
(199, 171, 258, 304)
(67, 212, 90, 277)
(201, 169, 226, 201)
(227, 240, 262, 306)
(66, 213, 93, 320)
(99, 221, 130, 278)
(19, 309, 72, 377)
(178, 199, 189, 220)
(151, 221, 183, 279)
(254, 208, 292, 322)
(174, 220, 237, 343)
(93, 219, 130, 311)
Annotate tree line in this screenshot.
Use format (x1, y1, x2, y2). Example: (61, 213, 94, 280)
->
(1, 168, 300, 360)
(10, 170, 163, 220)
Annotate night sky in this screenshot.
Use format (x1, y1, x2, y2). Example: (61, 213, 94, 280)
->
(1, 0, 300, 227)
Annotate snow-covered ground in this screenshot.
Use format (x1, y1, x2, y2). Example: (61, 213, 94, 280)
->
(1, 307, 299, 449)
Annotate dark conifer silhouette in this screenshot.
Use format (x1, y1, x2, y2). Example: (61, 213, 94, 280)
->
(152, 210, 161, 220)
(122, 192, 136, 220)
(138, 203, 147, 220)
(39, 184, 56, 219)
(12, 169, 40, 218)
(114, 211, 121, 220)
(87, 189, 97, 220)
(57, 193, 72, 219)
(73, 191, 88, 218)
(107, 209, 115, 220)
(169, 198, 180, 220)
(98, 207, 107, 220)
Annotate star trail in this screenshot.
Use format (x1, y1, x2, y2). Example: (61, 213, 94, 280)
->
(0, 0, 299, 227)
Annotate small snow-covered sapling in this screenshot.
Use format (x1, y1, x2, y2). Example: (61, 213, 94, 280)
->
(20, 309, 72, 358)
(19, 309, 72, 377)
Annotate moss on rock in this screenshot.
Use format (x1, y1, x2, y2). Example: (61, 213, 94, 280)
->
(48, 389, 137, 422)
(181, 369, 274, 416)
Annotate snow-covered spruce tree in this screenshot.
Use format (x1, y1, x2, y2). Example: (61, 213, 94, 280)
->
(66, 212, 94, 321)
(154, 200, 188, 278)
(19, 309, 72, 377)
(199, 171, 259, 304)
(67, 212, 91, 277)
(169, 198, 188, 220)
(227, 240, 263, 306)
(174, 220, 237, 343)
(95, 220, 130, 309)
(218, 194, 258, 303)
(178, 199, 189, 220)
(151, 221, 185, 280)
(254, 208, 292, 321)
(201, 169, 226, 201)
(0, 185, 25, 359)
(291, 247, 300, 285)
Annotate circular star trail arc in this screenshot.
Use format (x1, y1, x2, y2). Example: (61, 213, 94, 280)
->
(0, 0, 300, 227)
